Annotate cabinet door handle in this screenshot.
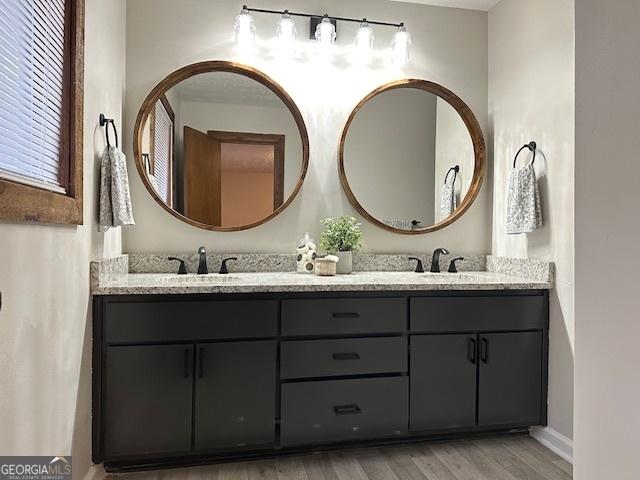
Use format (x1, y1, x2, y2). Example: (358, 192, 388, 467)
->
(480, 338, 489, 364)
(332, 312, 360, 319)
(333, 404, 362, 415)
(183, 348, 191, 378)
(332, 352, 361, 361)
(468, 338, 477, 364)
(199, 348, 205, 379)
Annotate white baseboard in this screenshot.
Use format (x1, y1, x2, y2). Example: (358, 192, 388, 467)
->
(83, 465, 106, 480)
(529, 426, 574, 464)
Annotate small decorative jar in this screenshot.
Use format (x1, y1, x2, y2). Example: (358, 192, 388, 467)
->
(315, 255, 339, 276)
(296, 233, 317, 273)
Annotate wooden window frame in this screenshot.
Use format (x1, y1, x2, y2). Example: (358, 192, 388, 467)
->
(149, 95, 175, 207)
(0, 0, 85, 225)
(207, 130, 286, 209)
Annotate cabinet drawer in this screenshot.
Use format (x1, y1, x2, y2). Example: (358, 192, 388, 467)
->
(281, 298, 406, 336)
(281, 337, 407, 379)
(280, 377, 408, 446)
(104, 300, 278, 343)
(410, 295, 547, 333)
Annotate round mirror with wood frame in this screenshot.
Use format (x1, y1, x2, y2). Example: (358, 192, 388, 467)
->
(133, 61, 309, 231)
(338, 79, 486, 235)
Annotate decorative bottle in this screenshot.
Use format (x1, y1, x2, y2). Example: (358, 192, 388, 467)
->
(296, 233, 317, 273)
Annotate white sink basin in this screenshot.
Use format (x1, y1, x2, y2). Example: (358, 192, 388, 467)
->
(155, 274, 236, 284)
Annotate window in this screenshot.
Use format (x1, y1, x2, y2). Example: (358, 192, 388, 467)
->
(0, 0, 84, 224)
(150, 96, 174, 207)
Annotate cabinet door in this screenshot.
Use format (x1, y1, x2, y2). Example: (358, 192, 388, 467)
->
(195, 340, 276, 450)
(104, 345, 194, 458)
(410, 334, 477, 431)
(478, 332, 543, 426)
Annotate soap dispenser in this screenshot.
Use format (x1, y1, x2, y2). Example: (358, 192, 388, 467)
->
(296, 233, 317, 273)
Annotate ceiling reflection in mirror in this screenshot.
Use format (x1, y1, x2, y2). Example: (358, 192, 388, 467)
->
(138, 68, 307, 230)
(341, 83, 482, 233)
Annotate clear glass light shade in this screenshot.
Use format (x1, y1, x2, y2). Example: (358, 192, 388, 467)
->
(315, 16, 336, 50)
(276, 12, 297, 55)
(355, 21, 374, 55)
(234, 8, 256, 51)
(391, 25, 412, 65)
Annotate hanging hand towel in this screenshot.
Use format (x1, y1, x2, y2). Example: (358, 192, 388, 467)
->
(506, 164, 542, 234)
(99, 145, 135, 231)
(440, 180, 457, 220)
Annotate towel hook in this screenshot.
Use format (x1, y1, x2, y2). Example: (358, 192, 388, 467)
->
(99, 114, 119, 148)
(513, 141, 537, 168)
(444, 165, 459, 185)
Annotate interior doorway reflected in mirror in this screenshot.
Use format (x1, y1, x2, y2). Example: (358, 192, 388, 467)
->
(134, 62, 309, 232)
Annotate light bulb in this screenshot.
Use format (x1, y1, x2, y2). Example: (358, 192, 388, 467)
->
(276, 10, 296, 56)
(234, 6, 255, 52)
(315, 15, 336, 58)
(354, 19, 374, 63)
(391, 24, 411, 66)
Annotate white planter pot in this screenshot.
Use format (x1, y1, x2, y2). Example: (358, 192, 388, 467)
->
(335, 251, 353, 274)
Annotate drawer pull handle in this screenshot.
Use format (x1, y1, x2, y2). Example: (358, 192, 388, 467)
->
(480, 338, 489, 364)
(332, 352, 361, 361)
(468, 338, 477, 364)
(333, 404, 362, 416)
(199, 348, 205, 379)
(332, 312, 360, 319)
(183, 348, 191, 379)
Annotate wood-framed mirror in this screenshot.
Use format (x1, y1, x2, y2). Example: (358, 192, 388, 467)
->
(133, 61, 309, 231)
(338, 79, 486, 235)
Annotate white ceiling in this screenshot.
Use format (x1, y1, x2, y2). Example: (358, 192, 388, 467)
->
(389, 0, 500, 11)
(172, 72, 284, 108)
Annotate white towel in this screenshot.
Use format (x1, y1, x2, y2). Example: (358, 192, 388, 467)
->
(99, 145, 135, 231)
(440, 181, 457, 220)
(506, 164, 542, 234)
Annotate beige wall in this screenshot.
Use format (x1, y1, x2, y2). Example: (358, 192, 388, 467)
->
(344, 88, 437, 228)
(0, 0, 126, 478)
(124, 0, 489, 254)
(575, 1, 640, 478)
(489, 0, 575, 445)
(434, 97, 476, 221)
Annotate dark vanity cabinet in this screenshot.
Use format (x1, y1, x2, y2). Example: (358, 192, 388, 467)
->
(409, 295, 547, 433)
(104, 344, 194, 457)
(93, 291, 548, 470)
(194, 340, 277, 450)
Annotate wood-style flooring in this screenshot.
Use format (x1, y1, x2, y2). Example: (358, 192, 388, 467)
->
(106, 435, 572, 480)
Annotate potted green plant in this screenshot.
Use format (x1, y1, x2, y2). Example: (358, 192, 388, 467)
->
(320, 216, 363, 274)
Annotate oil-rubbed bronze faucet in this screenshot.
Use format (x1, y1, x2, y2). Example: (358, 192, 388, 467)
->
(197, 246, 208, 275)
(430, 248, 450, 273)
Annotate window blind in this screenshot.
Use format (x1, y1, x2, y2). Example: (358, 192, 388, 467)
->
(153, 101, 173, 205)
(0, 0, 68, 193)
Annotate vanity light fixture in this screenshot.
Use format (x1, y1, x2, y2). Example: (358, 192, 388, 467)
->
(391, 24, 412, 66)
(354, 19, 375, 62)
(315, 14, 336, 45)
(234, 6, 256, 52)
(315, 14, 336, 58)
(276, 10, 297, 56)
(236, 6, 410, 64)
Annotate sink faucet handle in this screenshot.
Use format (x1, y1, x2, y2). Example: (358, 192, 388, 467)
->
(219, 257, 238, 275)
(448, 257, 465, 273)
(409, 257, 425, 273)
(198, 246, 206, 255)
(167, 257, 188, 275)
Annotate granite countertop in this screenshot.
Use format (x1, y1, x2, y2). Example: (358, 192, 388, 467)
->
(92, 270, 552, 295)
